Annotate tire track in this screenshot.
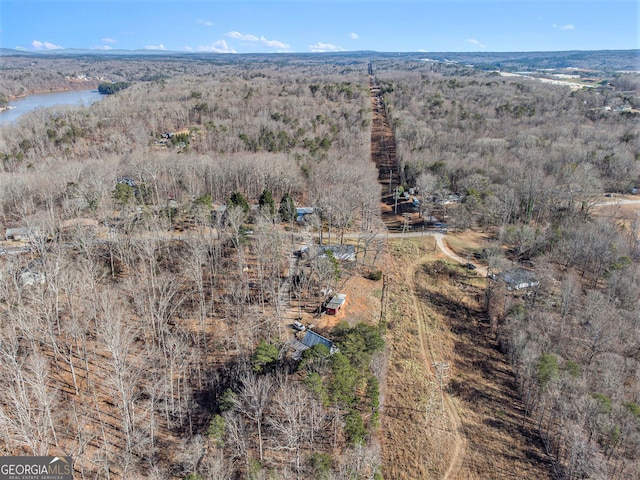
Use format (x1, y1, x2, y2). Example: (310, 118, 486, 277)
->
(406, 255, 467, 480)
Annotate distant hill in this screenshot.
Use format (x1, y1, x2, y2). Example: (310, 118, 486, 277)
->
(1, 47, 638, 73)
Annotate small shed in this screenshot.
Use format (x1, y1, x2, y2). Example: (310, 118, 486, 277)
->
(503, 269, 539, 291)
(325, 293, 347, 315)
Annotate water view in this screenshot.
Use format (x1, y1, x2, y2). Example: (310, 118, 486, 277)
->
(0, 89, 103, 125)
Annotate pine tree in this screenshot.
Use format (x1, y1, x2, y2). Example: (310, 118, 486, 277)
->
(259, 189, 275, 217)
(227, 191, 250, 214)
(279, 192, 296, 222)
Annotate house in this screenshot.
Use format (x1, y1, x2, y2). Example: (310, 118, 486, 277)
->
(5, 227, 37, 242)
(296, 207, 315, 223)
(116, 177, 136, 188)
(325, 293, 347, 315)
(161, 129, 191, 139)
(302, 330, 339, 354)
(317, 245, 356, 262)
(503, 269, 539, 291)
(290, 330, 339, 360)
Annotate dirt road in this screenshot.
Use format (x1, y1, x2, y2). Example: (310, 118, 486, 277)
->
(434, 233, 488, 277)
(406, 256, 467, 480)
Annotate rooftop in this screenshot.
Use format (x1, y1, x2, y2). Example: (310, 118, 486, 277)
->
(317, 245, 356, 261)
(326, 293, 347, 310)
(302, 330, 334, 350)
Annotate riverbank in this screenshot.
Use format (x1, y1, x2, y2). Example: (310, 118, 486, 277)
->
(0, 87, 104, 126)
(4, 81, 101, 102)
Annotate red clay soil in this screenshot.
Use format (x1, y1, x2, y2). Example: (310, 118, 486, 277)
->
(370, 77, 423, 231)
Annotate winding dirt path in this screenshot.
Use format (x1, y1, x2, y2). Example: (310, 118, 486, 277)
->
(434, 233, 488, 277)
(406, 256, 467, 480)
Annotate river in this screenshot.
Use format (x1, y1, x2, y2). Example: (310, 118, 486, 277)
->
(0, 89, 104, 126)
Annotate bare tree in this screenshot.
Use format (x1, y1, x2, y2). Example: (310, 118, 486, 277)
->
(238, 372, 274, 463)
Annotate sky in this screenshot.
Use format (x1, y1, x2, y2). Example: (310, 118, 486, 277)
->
(0, 0, 638, 54)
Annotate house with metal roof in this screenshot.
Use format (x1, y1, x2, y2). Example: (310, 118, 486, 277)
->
(296, 207, 315, 223)
(290, 330, 339, 360)
(302, 330, 339, 353)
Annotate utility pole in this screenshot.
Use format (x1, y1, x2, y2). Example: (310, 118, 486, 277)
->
(379, 274, 388, 327)
(394, 187, 399, 215)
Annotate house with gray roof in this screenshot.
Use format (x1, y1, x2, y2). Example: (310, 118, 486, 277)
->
(503, 269, 539, 290)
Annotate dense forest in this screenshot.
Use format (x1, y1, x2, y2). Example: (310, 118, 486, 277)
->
(0, 50, 639, 479)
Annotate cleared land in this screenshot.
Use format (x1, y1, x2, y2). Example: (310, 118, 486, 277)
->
(379, 236, 555, 479)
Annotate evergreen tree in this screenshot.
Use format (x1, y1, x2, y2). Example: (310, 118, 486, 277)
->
(279, 192, 297, 222)
(344, 409, 366, 445)
(227, 191, 250, 214)
(252, 340, 279, 373)
(112, 182, 135, 206)
(98, 81, 131, 94)
(259, 189, 276, 217)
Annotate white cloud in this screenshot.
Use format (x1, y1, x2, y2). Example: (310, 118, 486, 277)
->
(226, 31, 259, 42)
(350, 32, 359, 40)
(145, 44, 166, 50)
(467, 38, 486, 48)
(197, 40, 236, 53)
(102, 38, 117, 44)
(309, 42, 345, 53)
(259, 36, 289, 49)
(92, 45, 113, 50)
(198, 19, 214, 27)
(31, 40, 63, 50)
(225, 31, 290, 50)
(15, 46, 27, 51)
